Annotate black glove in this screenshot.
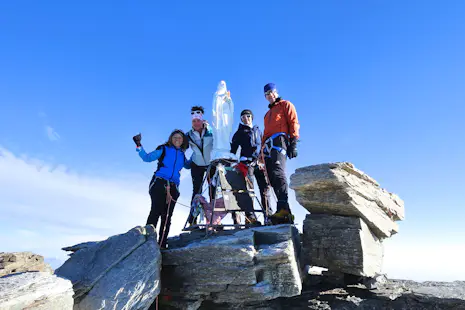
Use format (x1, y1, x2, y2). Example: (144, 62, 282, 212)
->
(133, 133, 142, 147)
(287, 137, 298, 159)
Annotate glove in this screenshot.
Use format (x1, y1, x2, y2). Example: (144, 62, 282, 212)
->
(133, 133, 142, 147)
(287, 137, 298, 159)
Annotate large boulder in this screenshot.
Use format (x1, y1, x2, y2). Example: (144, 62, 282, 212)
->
(161, 225, 302, 308)
(0, 252, 53, 277)
(0, 272, 74, 309)
(290, 162, 404, 239)
(55, 225, 162, 310)
(302, 214, 383, 277)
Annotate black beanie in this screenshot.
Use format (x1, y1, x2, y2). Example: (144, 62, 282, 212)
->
(241, 109, 253, 118)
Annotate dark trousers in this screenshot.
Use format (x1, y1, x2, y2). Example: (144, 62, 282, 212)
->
(147, 176, 179, 248)
(265, 148, 291, 213)
(247, 165, 272, 215)
(232, 164, 273, 224)
(188, 163, 216, 224)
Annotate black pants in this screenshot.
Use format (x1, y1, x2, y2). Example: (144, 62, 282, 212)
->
(188, 163, 216, 224)
(247, 165, 272, 215)
(147, 176, 179, 248)
(231, 164, 273, 224)
(265, 146, 291, 214)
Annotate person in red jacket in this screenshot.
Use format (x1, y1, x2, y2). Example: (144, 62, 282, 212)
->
(261, 83, 300, 224)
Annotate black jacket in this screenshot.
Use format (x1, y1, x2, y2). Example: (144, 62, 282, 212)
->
(230, 123, 262, 160)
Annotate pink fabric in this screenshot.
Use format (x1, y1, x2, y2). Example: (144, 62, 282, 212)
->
(193, 194, 227, 225)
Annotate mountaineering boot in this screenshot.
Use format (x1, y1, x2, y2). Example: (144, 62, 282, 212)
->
(269, 209, 295, 225)
(246, 217, 262, 227)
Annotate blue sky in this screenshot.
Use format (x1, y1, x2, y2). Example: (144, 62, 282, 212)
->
(1, 1, 464, 280)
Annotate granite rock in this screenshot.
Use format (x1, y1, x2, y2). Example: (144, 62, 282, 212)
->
(0, 272, 73, 310)
(302, 214, 383, 277)
(290, 162, 404, 239)
(56, 225, 161, 310)
(161, 225, 302, 308)
(0, 252, 53, 277)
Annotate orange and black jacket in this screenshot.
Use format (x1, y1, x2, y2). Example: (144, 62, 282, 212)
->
(262, 98, 300, 144)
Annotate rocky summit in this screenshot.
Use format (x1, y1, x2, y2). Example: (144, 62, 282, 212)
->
(160, 224, 302, 309)
(56, 225, 162, 310)
(290, 162, 403, 282)
(290, 162, 404, 239)
(1, 162, 464, 310)
(196, 273, 465, 309)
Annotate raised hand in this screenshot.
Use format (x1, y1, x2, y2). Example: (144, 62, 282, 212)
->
(133, 133, 142, 147)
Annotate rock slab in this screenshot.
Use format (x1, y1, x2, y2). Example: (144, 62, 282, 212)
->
(290, 162, 404, 239)
(302, 214, 383, 277)
(189, 278, 465, 309)
(56, 225, 162, 310)
(0, 272, 74, 310)
(0, 252, 53, 277)
(161, 225, 302, 308)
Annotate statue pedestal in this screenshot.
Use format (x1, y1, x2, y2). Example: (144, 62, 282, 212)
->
(211, 150, 237, 161)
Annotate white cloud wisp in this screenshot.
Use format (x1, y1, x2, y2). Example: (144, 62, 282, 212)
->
(0, 148, 190, 263)
(45, 126, 60, 141)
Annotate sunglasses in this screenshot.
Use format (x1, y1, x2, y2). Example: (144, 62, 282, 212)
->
(242, 114, 252, 118)
(191, 110, 203, 115)
(264, 90, 274, 96)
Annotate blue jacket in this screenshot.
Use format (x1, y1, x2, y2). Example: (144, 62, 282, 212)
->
(230, 123, 262, 160)
(137, 145, 191, 186)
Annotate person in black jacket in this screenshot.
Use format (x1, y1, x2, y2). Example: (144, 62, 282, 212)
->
(230, 109, 272, 224)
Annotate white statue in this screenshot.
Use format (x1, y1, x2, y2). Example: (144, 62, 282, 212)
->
(211, 80, 237, 161)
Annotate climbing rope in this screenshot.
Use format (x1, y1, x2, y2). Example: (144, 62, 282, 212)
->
(259, 145, 278, 203)
(154, 181, 177, 310)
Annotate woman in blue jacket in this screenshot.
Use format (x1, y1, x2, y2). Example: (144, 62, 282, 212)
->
(133, 129, 191, 248)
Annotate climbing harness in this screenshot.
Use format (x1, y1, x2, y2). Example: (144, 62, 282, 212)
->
(263, 132, 288, 158)
(259, 143, 294, 224)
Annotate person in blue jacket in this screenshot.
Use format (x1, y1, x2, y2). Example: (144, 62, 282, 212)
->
(132, 129, 191, 249)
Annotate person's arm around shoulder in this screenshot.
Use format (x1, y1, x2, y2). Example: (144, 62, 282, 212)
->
(183, 153, 192, 169)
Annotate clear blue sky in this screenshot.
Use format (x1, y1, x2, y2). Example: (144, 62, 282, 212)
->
(1, 1, 465, 278)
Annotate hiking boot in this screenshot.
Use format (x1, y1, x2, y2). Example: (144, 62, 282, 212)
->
(270, 209, 295, 225)
(246, 218, 262, 227)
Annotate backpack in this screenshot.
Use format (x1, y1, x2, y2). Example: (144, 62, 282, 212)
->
(155, 145, 166, 171)
(155, 144, 186, 171)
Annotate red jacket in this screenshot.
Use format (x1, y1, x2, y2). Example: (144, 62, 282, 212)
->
(262, 98, 300, 143)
